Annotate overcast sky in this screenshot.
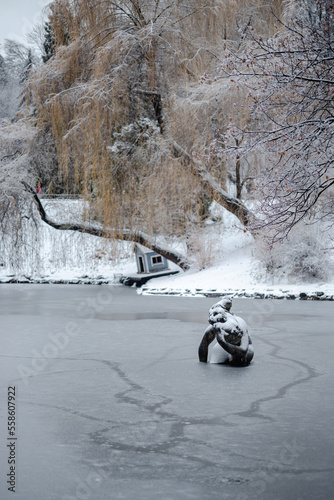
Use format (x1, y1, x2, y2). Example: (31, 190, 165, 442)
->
(0, 0, 50, 53)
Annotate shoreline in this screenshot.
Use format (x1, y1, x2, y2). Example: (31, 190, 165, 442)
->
(1, 275, 333, 300)
(139, 286, 334, 301)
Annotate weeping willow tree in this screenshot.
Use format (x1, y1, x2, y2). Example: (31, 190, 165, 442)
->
(25, 0, 285, 269)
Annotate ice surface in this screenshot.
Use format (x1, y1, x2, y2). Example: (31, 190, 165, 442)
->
(0, 285, 333, 500)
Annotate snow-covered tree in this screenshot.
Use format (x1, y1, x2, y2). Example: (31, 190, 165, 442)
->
(0, 40, 40, 115)
(3, 40, 33, 81)
(211, 0, 334, 242)
(20, 49, 34, 84)
(42, 22, 55, 63)
(0, 55, 7, 87)
(28, 0, 276, 264)
(1, 0, 287, 270)
(0, 51, 20, 118)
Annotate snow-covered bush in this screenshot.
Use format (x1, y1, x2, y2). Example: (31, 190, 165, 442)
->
(255, 223, 334, 283)
(186, 218, 223, 270)
(107, 118, 160, 155)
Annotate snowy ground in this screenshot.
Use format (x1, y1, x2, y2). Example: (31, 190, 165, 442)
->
(140, 258, 334, 300)
(139, 230, 334, 300)
(1, 199, 334, 299)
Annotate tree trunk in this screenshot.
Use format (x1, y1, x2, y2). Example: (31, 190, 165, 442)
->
(171, 141, 252, 227)
(22, 182, 190, 271)
(235, 138, 242, 200)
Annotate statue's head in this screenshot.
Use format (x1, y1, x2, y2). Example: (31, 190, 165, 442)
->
(208, 296, 233, 324)
(219, 297, 232, 311)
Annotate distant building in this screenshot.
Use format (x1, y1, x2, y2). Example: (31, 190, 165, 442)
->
(134, 244, 169, 274)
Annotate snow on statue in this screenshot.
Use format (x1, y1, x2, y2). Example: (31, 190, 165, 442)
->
(198, 297, 254, 366)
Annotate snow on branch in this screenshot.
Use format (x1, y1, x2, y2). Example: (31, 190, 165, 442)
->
(171, 140, 252, 228)
(22, 182, 190, 271)
(210, 0, 334, 241)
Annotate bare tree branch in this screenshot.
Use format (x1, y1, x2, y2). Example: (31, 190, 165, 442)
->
(22, 181, 190, 271)
(211, 0, 334, 241)
(172, 140, 252, 227)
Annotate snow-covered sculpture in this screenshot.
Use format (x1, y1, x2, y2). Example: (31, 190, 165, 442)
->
(198, 297, 254, 365)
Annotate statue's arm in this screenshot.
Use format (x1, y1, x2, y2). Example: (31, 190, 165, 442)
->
(198, 325, 216, 362)
(215, 325, 249, 357)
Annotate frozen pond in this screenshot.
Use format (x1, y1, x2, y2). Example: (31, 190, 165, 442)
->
(0, 284, 333, 500)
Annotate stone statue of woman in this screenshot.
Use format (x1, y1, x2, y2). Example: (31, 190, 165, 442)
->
(198, 296, 254, 365)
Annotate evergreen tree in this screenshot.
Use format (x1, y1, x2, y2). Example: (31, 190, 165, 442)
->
(42, 22, 55, 63)
(20, 49, 33, 84)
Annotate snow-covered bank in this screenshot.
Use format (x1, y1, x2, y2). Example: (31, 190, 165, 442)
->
(139, 279, 334, 301)
(1, 199, 334, 299)
(2, 264, 333, 300)
(0, 198, 137, 284)
(138, 240, 334, 300)
(138, 208, 334, 300)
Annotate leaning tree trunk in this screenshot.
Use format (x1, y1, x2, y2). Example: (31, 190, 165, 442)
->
(172, 140, 251, 227)
(22, 182, 190, 271)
